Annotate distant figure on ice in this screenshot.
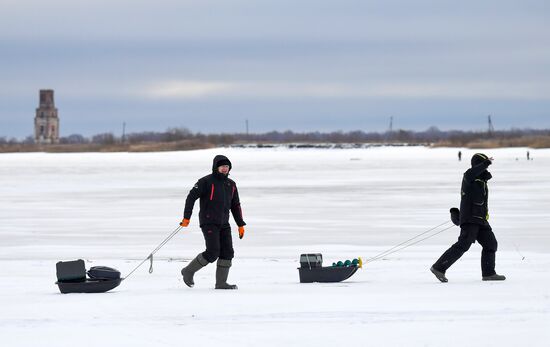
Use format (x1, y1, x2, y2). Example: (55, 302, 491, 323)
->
(179, 155, 246, 289)
(458, 151, 462, 161)
(527, 151, 530, 161)
(430, 153, 506, 282)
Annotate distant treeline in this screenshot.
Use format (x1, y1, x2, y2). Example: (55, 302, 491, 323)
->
(2, 127, 550, 152)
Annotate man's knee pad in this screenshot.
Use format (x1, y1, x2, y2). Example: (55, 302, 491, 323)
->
(455, 239, 473, 253)
(202, 249, 220, 263)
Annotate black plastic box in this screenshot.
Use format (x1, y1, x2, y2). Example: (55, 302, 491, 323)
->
(56, 259, 86, 282)
(299, 253, 323, 268)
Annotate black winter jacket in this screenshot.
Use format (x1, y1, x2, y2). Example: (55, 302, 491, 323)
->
(183, 155, 246, 227)
(459, 159, 492, 226)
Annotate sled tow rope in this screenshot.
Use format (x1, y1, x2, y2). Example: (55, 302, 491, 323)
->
(365, 220, 455, 264)
(124, 225, 183, 280)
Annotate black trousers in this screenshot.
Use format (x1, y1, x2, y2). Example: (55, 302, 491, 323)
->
(201, 224, 234, 263)
(433, 223, 498, 277)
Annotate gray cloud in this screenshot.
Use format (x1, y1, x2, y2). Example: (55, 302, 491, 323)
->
(0, 0, 548, 137)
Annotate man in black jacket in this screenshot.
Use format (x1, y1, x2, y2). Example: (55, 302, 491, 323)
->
(431, 153, 506, 282)
(179, 155, 246, 289)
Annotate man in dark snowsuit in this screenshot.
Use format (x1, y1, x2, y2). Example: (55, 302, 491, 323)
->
(431, 153, 506, 282)
(179, 155, 246, 289)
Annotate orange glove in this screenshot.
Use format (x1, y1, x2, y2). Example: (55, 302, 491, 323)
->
(179, 218, 190, 227)
(238, 226, 245, 239)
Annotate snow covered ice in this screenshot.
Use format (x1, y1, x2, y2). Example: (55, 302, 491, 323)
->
(1, 146, 549, 346)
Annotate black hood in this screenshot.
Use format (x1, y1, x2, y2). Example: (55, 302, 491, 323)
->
(471, 153, 492, 180)
(471, 153, 489, 167)
(212, 155, 232, 173)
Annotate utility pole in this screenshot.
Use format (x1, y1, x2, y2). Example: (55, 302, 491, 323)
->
(245, 119, 249, 136)
(488, 115, 494, 134)
(122, 121, 126, 143)
(385, 116, 394, 143)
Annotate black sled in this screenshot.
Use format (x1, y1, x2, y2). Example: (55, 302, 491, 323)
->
(298, 254, 362, 283)
(55, 259, 122, 294)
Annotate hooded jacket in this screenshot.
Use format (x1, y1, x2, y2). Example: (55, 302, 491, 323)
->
(459, 154, 492, 226)
(183, 155, 246, 227)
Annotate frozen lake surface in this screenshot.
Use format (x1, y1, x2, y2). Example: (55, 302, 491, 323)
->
(1, 147, 549, 346)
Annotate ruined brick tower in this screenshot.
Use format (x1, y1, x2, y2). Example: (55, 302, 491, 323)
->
(34, 90, 59, 144)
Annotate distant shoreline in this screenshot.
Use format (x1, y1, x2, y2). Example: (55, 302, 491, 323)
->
(4, 127, 550, 153)
(1, 139, 548, 153)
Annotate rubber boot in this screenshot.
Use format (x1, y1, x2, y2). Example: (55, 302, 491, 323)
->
(181, 254, 208, 287)
(215, 259, 238, 290)
(482, 274, 506, 281)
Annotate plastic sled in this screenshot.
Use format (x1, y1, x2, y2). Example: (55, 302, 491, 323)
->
(298, 253, 361, 283)
(56, 278, 122, 294)
(56, 260, 122, 294)
(298, 266, 359, 283)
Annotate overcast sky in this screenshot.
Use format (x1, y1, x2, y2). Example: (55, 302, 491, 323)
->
(1, 0, 549, 138)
